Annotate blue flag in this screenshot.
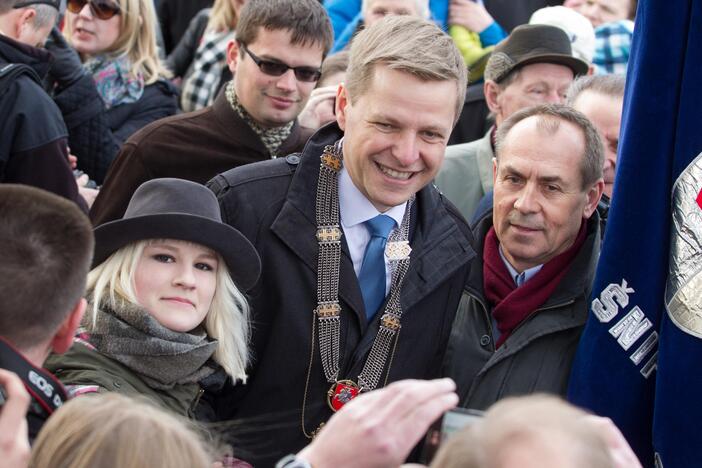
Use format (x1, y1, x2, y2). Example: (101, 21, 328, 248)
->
(567, 2, 702, 467)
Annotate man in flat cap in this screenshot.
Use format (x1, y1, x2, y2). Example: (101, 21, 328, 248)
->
(435, 24, 589, 222)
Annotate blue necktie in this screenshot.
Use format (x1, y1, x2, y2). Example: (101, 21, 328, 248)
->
(358, 214, 396, 320)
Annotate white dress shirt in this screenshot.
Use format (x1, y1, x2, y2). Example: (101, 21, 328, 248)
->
(339, 168, 407, 295)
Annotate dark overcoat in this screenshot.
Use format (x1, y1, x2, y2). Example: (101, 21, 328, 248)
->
(207, 123, 476, 466)
(443, 211, 601, 410)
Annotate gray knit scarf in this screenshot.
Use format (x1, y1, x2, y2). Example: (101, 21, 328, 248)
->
(225, 80, 293, 157)
(87, 300, 218, 390)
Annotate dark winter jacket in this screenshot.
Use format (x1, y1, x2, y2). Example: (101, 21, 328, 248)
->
(90, 91, 312, 225)
(157, 0, 214, 55)
(165, 8, 232, 103)
(442, 211, 601, 410)
(207, 122, 476, 465)
(53, 73, 178, 184)
(0, 35, 86, 211)
(166, 8, 209, 78)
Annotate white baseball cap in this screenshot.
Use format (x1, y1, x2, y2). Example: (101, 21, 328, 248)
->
(530, 6, 596, 64)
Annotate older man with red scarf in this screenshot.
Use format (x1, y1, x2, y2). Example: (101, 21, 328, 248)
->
(443, 103, 605, 410)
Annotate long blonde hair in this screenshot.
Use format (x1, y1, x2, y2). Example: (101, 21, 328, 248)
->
(64, 0, 171, 84)
(206, 0, 241, 33)
(87, 239, 251, 383)
(30, 393, 214, 468)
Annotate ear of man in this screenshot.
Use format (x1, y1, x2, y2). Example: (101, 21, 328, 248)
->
(582, 179, 605, 219)
(14, 7, 36, 39)
(335, 83, 350, 131)
(484, 80, 502, 114)
(226, 40, 240, 74)
(49, 298, 87, 355)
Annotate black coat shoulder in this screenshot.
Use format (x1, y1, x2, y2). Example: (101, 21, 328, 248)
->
(208, 153, 301, 192)
(207, 155, 302, 240)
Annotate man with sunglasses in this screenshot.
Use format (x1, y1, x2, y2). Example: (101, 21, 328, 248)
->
(89, 0, 332, 225)
(0, 0, 87, 211)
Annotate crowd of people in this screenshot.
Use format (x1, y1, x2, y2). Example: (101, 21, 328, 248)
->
(0, 0, 646, 466)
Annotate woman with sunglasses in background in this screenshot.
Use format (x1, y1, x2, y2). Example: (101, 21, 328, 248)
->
(46, 0, 177, 184)
(167, 0, 247, 112)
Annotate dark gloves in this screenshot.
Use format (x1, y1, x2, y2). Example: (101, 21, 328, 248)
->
(45, 27, 86, 89)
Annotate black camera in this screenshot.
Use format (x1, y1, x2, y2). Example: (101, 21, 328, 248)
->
(421, 407, 484, 463)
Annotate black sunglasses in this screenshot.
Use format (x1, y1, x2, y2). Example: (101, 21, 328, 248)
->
(240, 43, 321, 83)
(67, 0, 121, 20)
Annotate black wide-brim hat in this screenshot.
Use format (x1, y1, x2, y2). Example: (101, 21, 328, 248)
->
(487, 24, 590, 83)
(93, 178, 261, 292)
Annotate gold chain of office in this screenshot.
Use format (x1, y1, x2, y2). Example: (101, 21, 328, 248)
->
(301, 139, 414, 438)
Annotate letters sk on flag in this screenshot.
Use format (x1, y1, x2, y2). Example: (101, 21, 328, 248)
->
(567, 1, 702, 467)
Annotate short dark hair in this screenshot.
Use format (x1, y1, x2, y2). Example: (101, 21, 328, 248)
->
(0, 185, 93, 349)
(495, 104, 604, 189)
(566, 74, 625, 105)
(235, 0, 333, 57)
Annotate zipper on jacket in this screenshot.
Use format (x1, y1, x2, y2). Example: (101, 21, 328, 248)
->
(190, 387, 205, 413)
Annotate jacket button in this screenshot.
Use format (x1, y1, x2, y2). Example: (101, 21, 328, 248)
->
(286, 154, 300, 165)
(480, 335, 491, 346)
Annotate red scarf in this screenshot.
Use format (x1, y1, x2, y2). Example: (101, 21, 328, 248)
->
(483, 221, 587, 348)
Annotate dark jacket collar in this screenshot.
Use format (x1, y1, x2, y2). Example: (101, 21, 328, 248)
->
(0, 33, 52, 78)
(271, 123, 475, 327)
(465, 211, 599, 365)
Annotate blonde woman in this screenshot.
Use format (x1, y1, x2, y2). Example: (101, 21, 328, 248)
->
(47, 0, 178, 183)
(167, 0, 247, 111)
(44, 178, 260, 420)
(29, 393, 215, 468)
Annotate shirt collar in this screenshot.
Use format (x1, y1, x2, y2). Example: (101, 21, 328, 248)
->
(339, 167, 406, 229)
(498, 246, 543, 287)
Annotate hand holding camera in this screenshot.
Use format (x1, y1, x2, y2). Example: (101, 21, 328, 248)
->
(0, 369, 31, 468)
(297, 378, 459, 468)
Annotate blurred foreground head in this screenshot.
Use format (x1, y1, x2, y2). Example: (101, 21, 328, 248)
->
(30, 393, 215, 468)
(0, 185, 93, 359)
(431, 395, 614, 468)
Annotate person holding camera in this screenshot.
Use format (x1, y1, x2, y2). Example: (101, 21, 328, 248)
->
(0, 370, 31, 468)
(0, 184, 94, 440)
